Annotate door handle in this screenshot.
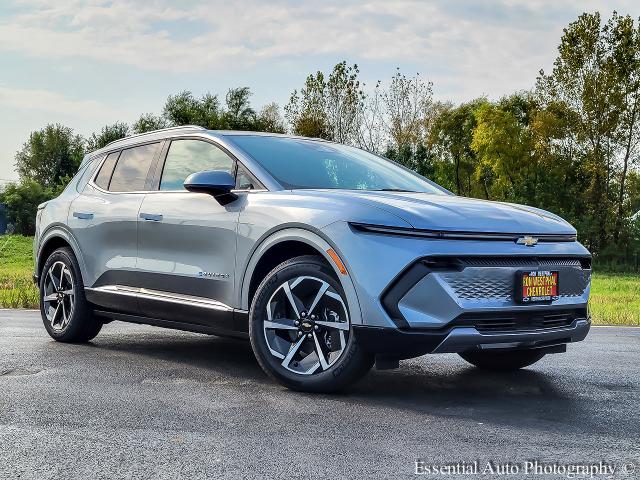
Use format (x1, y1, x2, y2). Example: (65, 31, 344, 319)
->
(140, 212, 163, 222)
(73, 212, 94, 220)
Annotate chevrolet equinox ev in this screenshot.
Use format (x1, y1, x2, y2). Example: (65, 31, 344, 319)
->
(34, 126, 592, 392)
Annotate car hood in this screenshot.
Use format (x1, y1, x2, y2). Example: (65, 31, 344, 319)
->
(304, 190, 576, 235)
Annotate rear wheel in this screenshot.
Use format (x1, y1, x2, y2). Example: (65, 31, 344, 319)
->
(249, 255, 373, 392)
(40, 247, 102, 342)
(459, 349, 546, 371)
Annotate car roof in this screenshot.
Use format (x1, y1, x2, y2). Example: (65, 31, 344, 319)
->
(81, 126, 334, 190)
(91, 127, 326, 154)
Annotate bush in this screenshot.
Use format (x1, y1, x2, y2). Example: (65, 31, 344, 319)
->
(0, 179, 65, 235)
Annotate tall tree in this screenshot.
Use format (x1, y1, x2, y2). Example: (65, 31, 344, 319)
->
(255, 103, 286, 133)
(356, 81, 386, 153)
(86, 122, 129, 151)
(286, 62, 364, 142)
(15, 124, 84, 188)
(536, 12, 622, 251)
(606, 12, 640, 241)
(430, 99, 485, 195)
(471, 93, 538, 202)
(163, 91, 224, 129)
(132, 113, 167, 134)
(383, 69, 433, 154)
(224, 87, 257, 130)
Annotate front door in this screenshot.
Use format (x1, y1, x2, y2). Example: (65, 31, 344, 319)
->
(135, 138, 241, 330)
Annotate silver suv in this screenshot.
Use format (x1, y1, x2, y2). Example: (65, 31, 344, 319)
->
(35, 126, 592, 392)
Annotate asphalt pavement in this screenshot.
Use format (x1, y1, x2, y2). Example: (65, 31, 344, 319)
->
(1, 309, 638, 479)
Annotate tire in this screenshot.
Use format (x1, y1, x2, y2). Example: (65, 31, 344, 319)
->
(459, 349, 546, 371)
(249, 255, 374, 393)
(39, 247, 103, 343)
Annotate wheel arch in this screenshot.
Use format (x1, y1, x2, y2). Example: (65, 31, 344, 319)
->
(239, 227, 363, 325)
(36, 226, 87, 285)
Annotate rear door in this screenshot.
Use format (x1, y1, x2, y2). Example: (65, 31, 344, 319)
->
(69, 141, 163, 314)
(135, 138, 242, 330)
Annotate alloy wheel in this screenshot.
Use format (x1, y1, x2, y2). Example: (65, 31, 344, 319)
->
(263, 275, 350, 375)
(42, 261, 75, 331)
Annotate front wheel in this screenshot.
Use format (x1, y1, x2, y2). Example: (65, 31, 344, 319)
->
(249, 255, 373, 392)
(459, 349, 546, 371)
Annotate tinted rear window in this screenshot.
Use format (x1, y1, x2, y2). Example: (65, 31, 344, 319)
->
(109, 143, 161, 192)
(94, 151, 119, 190)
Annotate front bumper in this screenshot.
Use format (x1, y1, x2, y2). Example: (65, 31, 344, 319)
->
(359, 255, 591, 358)
(321, 221, 593, 358)
(355, 316, 591, 358)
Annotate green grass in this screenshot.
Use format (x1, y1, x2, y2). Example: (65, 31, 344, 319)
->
(0, 234, 638, 325)
(0, 235, 38, 309)
(589, 273, 640, 326)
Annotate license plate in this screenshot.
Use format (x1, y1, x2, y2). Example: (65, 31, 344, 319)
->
(516, 270, 559, 303)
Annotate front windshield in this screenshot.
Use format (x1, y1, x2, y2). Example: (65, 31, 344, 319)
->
(229, 135, 447, 194)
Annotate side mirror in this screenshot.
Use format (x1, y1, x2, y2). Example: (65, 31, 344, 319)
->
(184, 170, 237, 203)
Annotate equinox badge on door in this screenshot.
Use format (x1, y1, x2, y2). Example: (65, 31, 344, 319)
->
(198, 271, 230, 279)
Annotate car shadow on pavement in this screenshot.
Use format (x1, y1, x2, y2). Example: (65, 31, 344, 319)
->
(87, 328, 588, 430)
(89, 329, 272, 383)
(344, 359, 591, 433)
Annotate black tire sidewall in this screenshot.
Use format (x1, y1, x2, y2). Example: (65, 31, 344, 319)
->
(249, 256, 372, 392)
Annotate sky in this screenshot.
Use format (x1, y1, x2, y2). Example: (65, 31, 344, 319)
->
(0, 0, 639, 181)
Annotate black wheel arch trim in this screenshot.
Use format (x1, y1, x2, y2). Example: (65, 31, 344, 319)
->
(35, 225, 86, 283)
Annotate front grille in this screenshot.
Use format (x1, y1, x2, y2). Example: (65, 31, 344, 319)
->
(453, 308, 586, 333)
(439, 257, 591, 301)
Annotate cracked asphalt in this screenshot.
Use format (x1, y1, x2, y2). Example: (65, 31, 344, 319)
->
(1, 309, 639, 479)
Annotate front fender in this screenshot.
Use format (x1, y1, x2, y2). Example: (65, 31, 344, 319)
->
(237, 226, 363, 325)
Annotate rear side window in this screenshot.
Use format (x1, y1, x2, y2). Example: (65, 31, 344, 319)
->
(109, 143, 161, 192)
(76, 155, 103, 193)
(94, 151, 120, 190)
(159, 140, 234, 191)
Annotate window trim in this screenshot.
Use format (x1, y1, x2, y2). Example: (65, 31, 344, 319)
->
(87, 135, 268, 195)
(88, 139, 165, 194)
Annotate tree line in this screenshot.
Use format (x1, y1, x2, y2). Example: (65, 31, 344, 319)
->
(2, 11, 639, 268)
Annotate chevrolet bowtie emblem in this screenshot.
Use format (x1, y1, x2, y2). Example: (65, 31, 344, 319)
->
(517, 236, 539, 247)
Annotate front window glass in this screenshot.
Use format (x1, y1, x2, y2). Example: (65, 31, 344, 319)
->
(229, 136, 447, 194)
(160, 140, 234, 191)
(236, 167, 256, 190)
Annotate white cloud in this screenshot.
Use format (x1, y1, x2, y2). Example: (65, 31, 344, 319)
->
(0, 85, 120, 117)
(1, 2, 636, 67)
(1, 0, 638, 103)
